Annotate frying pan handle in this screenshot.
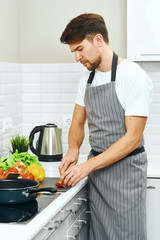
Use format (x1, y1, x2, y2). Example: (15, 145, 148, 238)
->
(28, 187, 57, 194)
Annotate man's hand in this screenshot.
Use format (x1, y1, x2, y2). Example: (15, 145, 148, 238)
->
(59, 104, 86, 186)
(59, 149, 79, 183)
(61, 161, 91, 187)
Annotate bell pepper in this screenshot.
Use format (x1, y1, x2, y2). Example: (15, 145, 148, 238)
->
(26, 163, 45, 182)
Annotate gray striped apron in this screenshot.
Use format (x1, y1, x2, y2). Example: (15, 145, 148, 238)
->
(84, 52, 147, 240)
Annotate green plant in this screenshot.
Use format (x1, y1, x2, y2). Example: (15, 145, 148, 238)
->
(10, 134, 29, 154)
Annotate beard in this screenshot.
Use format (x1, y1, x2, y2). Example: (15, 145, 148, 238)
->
(85, 56, 101, 71)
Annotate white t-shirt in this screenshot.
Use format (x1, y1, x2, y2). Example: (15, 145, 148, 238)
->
(75, 59, 153, 116)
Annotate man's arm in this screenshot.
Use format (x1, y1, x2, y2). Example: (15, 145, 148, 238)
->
(88, 115, 147, 171)
(59, 104, 86, 177)
(61, 115, 147, 187)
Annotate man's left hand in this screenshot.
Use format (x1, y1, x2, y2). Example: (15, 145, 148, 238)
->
(61, 162, 91, 187)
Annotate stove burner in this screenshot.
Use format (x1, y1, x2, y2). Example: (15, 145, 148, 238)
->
(0, 193, 60, 224)
(0, 200, 38, 223)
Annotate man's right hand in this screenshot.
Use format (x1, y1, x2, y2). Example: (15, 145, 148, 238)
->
(58, 104, 86, 186)
(59, 149, 79, 182)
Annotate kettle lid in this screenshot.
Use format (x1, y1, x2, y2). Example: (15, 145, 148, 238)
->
(45, 123, 57, 128)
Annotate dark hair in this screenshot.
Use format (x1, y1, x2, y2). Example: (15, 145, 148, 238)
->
(60, 13, 109, 44)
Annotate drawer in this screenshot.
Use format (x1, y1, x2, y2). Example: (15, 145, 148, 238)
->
(78, 208, 90, 240)
(67, 195, 88, 226)
(32, 184, 89, 240)
(47, 185, 89, 229)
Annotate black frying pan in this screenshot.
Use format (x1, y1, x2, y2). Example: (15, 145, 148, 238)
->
(0, 179, 57, 204)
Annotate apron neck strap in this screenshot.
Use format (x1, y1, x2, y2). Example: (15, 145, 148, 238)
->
(87, 70, 95, 84)
(87, 51, 118, 84)
(111, 51, 118, 82)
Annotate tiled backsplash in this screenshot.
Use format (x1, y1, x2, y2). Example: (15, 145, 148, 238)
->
(21, 63, 89, 154)
(0, 63, 22, 156)
(0, 62, 160, 161)
(139, 62, 160, 159)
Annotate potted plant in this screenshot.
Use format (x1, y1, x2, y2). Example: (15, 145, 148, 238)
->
(9, 134, 29, 154)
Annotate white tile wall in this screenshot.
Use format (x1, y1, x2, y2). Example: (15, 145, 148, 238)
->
(21, 63, 88, 154)
(139, 62, 160, 159)
(0, 62, 22, 156)
(0, 61, 160, 161)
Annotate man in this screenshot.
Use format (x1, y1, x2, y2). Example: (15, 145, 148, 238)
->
(59, 13, 153, 240)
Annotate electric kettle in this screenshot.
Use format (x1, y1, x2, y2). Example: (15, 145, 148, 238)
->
(29, 123, 63, 162)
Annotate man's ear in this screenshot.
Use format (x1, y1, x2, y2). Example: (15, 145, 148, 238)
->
(94, 34, 104, 47)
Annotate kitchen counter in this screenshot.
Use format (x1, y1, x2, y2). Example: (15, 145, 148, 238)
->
(0, 154, 160, 240)
(0, 177, 87, 240)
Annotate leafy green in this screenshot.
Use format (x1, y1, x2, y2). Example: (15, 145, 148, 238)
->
(10, 134, 29, 154)
(0, 150, 41, 172)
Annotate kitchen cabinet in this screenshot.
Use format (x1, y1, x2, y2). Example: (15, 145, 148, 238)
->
(32, 184, 90, 240)
(127, 0, 160, 61)
(146, 177, 160, 240)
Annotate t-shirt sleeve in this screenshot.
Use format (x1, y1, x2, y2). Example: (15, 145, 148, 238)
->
(75, 71, 89, 107)
(124, 67, 153, 116)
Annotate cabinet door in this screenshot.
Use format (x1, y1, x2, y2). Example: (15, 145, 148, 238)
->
(127, 0, 160, 61)
(147, 178, 160, 240)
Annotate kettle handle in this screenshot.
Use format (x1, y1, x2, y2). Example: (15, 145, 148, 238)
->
(29, 126, 44, 156)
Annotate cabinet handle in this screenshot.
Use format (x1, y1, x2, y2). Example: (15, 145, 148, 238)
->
(42, 226, 57, 240)
(147, 186, 156, 189)
(50, 209, 72, 225)
(65, 219, 88, 239)
(77, 197, 87, 202)
(140, 53, 160, 56)
(85, 210, 91, 214)
(72, 198, 87, 215)
(42, 210, 72, 240)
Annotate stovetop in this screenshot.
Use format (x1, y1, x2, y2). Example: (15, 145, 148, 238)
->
(0, 177, 68, 224)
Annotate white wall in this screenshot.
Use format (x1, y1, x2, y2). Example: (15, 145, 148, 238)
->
(21, 63, 86, 154)
(0, 0, 21, 62)
(20, 0, 126, 63)
(140, 62, 160, 158)
(0, 63, 22, 156)
(0, 0, 126, 63)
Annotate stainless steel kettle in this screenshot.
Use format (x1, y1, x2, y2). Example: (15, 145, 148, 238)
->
(29, 123, 63, 162)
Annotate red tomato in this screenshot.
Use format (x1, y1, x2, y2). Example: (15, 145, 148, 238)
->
(0, 168, 4, 175)
(22, 173, 35, 180)
(55, 179, 64, 188)
(0, 174, 5, 179)
(7, 167, 19, 174)
(4, 172, 8, 178)
(3, 167, 19, 178)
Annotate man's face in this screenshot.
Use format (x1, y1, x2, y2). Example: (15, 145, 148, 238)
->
(69, 37, 101, 71)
